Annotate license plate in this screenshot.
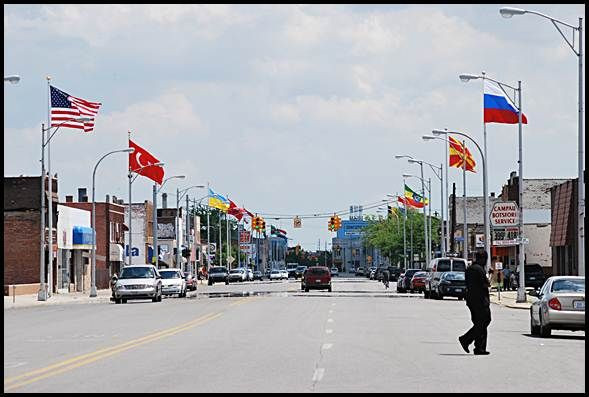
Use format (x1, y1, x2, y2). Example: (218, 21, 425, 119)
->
(573, 300, 585, 310)
(454, 288, 462, 292)
(315, 279, 322, 283)
(529, 277, 535, 280)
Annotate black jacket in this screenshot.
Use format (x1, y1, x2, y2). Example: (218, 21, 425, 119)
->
(465, 263, 490, 307)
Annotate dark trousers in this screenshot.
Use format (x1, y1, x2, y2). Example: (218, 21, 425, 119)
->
(461, 304, 491, 352)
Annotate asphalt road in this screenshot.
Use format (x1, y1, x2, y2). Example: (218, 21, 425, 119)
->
(4, 276, 585, 393)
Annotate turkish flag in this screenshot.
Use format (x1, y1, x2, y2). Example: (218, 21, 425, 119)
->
(129, 139, 164, 184)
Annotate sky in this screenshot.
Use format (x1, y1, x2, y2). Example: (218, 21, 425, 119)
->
(4, 4, 585, 251)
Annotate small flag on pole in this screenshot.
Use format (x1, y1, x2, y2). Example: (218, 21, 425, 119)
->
(50, 85, 101, 132)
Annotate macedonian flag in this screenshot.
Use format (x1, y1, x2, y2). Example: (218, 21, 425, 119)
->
(449, 136, 476, 173)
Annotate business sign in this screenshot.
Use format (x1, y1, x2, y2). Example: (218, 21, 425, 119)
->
(239, 231, 251, 243)
(240, 244, 252, 254)
(490, 201, 519, 227)
(475, 234, 485, 248)
(491, 227, 519, 246)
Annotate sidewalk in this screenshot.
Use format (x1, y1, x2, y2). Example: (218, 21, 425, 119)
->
(489, 289, 535, 310)
(4, 288, 113, 310)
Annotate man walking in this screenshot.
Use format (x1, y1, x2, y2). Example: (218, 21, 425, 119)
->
(382, 268, 390, 289)
(459, 250, 491, 355)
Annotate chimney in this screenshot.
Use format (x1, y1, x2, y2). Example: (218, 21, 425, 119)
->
(106, 194, 110, 204)
(78, 188, 87, 203)
(118, 199, 124, 205)
(162, 193, 168, 209)
(65, 195, 73, 203)
(81, 195, 88, 203)
(112, 195, 117, 203)
(490, 192, 495, 198)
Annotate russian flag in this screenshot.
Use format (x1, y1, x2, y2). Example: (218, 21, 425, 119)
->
(484, 79, 527, 124)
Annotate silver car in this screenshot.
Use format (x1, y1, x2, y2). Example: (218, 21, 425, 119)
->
(530, 276, 585, 337)
(159, 268, 187, 297)
(114, 265, 162, 304)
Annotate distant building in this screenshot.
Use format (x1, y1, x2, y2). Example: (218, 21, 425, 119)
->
(332, 205, 368, 272)
(156, 193, 184, 269)
(123, 200, 154, 266)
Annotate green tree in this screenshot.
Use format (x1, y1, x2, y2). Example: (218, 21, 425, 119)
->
(363, 209, 440, 268)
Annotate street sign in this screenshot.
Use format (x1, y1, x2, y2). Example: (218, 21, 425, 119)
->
(475, 234, 485, 248)
(227, 256, 235, 264)
(495, 262, 503, 270)
(490, 201, 519, 227)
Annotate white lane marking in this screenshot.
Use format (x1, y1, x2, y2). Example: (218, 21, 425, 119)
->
(331, 303, 336, 306)
(328, 309, 333, 314)
(4, 362, 27, 369)
(312, 368, 325, 382)
(322, 343, 333, 350)
(327, 318, 334, 323)
(325, 329, 333, 334)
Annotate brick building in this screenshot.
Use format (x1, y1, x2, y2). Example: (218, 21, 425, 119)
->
(156, 194, 183, 269)
(4, 175, 58, 295)
(62, 189, 126, 288)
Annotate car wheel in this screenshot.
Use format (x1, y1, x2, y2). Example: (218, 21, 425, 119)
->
(305, 287, 309, 292)
(328, 286, 332, 292)
(424, 290, 430, 299)
(530, 310, 540, 336)
(208, 281, 213, 286)
(225, 281, 229, 285)
(458, 296, 464, 301)
(115, 298, 122, 304)
(539, 311, 551, 338)
(122, 298, 127, 304)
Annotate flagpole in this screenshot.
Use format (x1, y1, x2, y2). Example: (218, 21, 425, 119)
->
(462, 139, 468, 260)
(444, 129, 450, 255)
(38, 123, 47, 301)
(226, 205, 230, 269)
(402, 179, 407, 269)
(481, 72, 491, 270)
(419, 163, 428, 265)
(128, 131, 133, 267)
(516, 80, 527, 303)
(428, 178, 432, 261)
(46, 76, 53, 297)
(206, 182, 210, 271)
(218, 210, 222, 268)
(440, 163, 445, 257)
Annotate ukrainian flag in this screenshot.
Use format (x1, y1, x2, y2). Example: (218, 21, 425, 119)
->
(208, 188, 230, 212)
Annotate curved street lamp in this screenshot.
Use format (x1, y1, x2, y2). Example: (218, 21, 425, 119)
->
(90, 147, 135, 297)
(4, 75, 20, 84)
(153, 175, 185, 268)
(499, 7, 584, 277)
(175, 185, 206, 271)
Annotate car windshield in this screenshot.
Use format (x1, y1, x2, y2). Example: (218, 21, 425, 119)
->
(451, 260, 466, 272)
(271, 270, 280, 274)
(437, 260, 451, 272)
(210, 267, 227, 273)
(120, 267, 155, 279)
(551, 279, 585, 293)
(297, 266, 306, 271)
(413, 272, 427, 277)
(160, 271, 181, 279)
(230, 269, 242, 274)
(309, 268, 328, 275)
(444, 272, 465, 280)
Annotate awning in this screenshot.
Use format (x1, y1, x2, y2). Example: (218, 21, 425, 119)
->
(122, 224, 129, 232)
(72, 226, 94, 249)
(109, 243, 124, 262)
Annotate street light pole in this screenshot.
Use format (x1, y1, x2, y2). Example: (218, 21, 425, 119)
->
(499, 7, 584, 276)
(153, 175, 186, 269)
(90, 148, 135, 297)
(175, 185, 205, 270)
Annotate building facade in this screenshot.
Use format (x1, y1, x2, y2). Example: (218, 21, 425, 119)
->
(123, 201, 154, 266)
(549, 178, 579, 276)
(4, 175, 58, 295)
(332, 206, 368, 272)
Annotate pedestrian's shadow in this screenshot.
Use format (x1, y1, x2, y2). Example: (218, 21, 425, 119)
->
(438, 353, 471, 356)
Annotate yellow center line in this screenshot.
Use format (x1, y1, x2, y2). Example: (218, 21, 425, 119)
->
(4, 312, 221, 391)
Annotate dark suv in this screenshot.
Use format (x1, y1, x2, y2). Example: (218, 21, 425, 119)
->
(302, 266, 332, 292)
(515, 264, 546, 290)
(208, 266, 229, 285)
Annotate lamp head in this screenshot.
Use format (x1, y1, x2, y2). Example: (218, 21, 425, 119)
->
(432, 129, 446, 136)
(407, 159, 420, 164)
(4, 75, 20, 84)
(176, 175, 187, 179)
(154, 162, 165, 167)
(459, 73, 480, 82)
(422, 135, 436, 140)
(124, 148, 135, 153)
(402, 174, 413, 178)
(500, 7, 526, 18)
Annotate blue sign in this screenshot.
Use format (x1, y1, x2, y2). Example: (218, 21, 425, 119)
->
(125, 245, 140, 257)
(73, 226, 94, 246)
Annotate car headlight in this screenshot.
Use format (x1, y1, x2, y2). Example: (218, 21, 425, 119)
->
(116, 284, 125, 290)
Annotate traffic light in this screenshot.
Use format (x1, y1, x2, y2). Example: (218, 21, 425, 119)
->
(387, 205, 393, 217)
(328, 216, 335, 231)
(260, 218, 266, 231)
(252, 216, 258, 230)
(333, 215, 341, 231)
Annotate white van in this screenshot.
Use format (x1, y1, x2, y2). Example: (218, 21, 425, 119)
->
(424, 257, 467, 299)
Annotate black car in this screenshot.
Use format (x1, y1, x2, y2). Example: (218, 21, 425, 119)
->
(397, 269, 421, 292)
(428, 271, 466, 300)
(388, 266, 401, 282)
(253, 270, 263, 281)
(294, 265, 307, 279)
(208, 266, 229, 285)
(515, 264, 546, 290)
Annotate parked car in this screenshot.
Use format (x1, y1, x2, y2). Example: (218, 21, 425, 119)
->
(252, 270, 263, 281)
(183, 272, 197, 291)
(397, 269, 421, 293)
(280, 269, 289, 279)
(208, 266, 229, 285)
(424, 257, 467, 299)
(410, 271, 428, 293)
(515, 264, 546, 291)
(530, 276, 585, 337)
(388, 267, 402, 282)
(331, 266, 339, 277)
(228, 268, 247, 282)
(428, 271, 466, 300)
(355, 267, 365, 276)
(159, 268, 187, 297)
(269, 269, 283, 280)
(302, 266, 332, 292)
(295, 265, 308, 279)
(113, 264, 162, 304)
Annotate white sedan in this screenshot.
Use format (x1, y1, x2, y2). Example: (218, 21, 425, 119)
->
(159, 268, 187, 298)
(269, 270, 283, 280)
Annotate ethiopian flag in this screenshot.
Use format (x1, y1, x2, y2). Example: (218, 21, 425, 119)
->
(208, 188, 230, 212)
(404, 185, 428, 208)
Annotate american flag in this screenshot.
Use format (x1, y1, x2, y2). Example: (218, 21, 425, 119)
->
(50, 85, 102, 132)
